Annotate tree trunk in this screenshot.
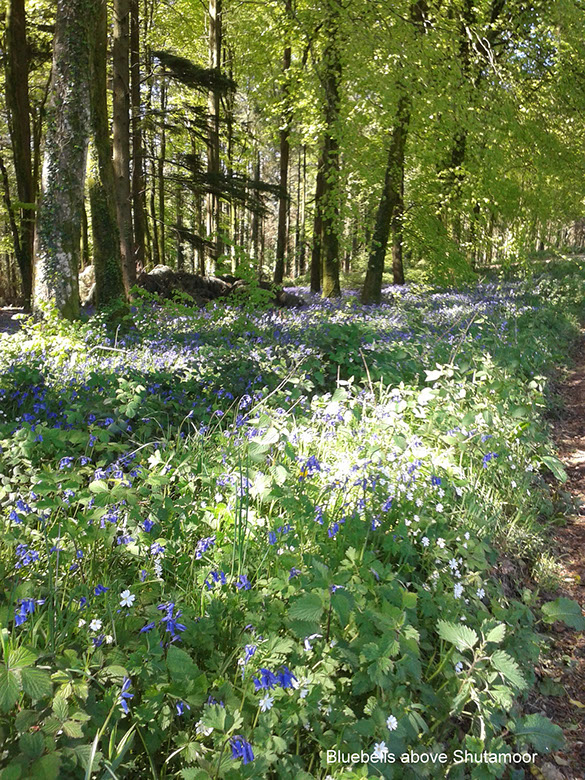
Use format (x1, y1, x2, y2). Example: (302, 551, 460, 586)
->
(206, 0, 222, 273)
(113, 0, 136, 292)
(88, 0, 125, 306)
(273, 11, 292, 284)
(157, 79, 167, 264)
(33, 0, 92, 319)
(310, 151, 325, 293)
(130, 0, 146, 273)
(251, 150, 261, 264)
(320, 0, 342, 299)
(5, 0, 34, 307)
(361, 93, 410, 303)
(176, 181, 184, 270)
(299, 145, 307, 276)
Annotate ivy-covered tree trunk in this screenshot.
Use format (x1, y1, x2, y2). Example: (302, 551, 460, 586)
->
(113, 0, 136, 292)
(5, 0, 34, 307)
(33, 0, 92, 319)
(320, 0, 342, 299)
(273, 2, 292, 285)
(88, 0, 125, 306)
(361, 93, 411, 303)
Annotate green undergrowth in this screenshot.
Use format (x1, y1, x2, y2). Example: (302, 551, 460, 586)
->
(0, 267, 584, 778)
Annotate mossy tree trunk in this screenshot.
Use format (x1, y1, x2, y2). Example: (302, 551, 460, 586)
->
(88, 0, 125, 306)
(33, 0, 92, 320)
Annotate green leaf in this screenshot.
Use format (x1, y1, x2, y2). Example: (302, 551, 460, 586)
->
(541, 455, 567, 484)
(7, 647, 37, 670)
(29, 753, 61, 780)
(332, 590, 353, 627)
(485, 624, 506, 644)
(0, 668, 20, 712)
(542, 598, 585, 630)
(63, 720, 84, 739)
(288, 593, 323, 623)
(490, 650, 527, 690)
(19, 731, 44, 760)
(20, 668, 52, 701)
(514, 713, 565, 752)
(166, 645, 199, 681)
(437, 620, 478, 651)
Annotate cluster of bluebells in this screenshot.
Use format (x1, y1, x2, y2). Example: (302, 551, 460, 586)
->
(252, 665, 297, 691)
(139, 602, 186, 644)
(14, 598, 42, 626)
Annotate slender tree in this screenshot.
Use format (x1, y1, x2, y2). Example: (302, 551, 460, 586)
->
(88, 0, 125, 306)
(130, 0, 146, 272)
(320, 0, 342, 298)
(113, 0, 136, 291)
(206, 0, 222, 272)
(5, 0, 34, 306)
(273, 0, 293, 285)
(33, 0, 92, 318)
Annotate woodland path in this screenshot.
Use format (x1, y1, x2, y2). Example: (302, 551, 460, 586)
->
(533, 333, 585, 780)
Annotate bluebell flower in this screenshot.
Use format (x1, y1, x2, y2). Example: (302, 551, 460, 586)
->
(277, 666, 297, 689)
(231, 736, 254, 764)
(268, 531, 277, 546)
(252, 668, 278, 691)
(194, 535, 216, 559)
(143, 519, 155, 533)
(94, 584, 109, 596)
(236, 575, 251, 591)
(289, 567, 301, 580)
(59, 456, 74, 470)
(118, 677, 133, 714)
(140, 621, 156, 633)
(9, 509, 21, 524)
(176, 700, 191, 716)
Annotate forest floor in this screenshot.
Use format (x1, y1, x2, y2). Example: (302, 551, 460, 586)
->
(0, 307, 24, 335)
(534, 332, 585, 780)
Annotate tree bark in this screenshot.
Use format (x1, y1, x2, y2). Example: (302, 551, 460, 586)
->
(113, 0, 136, 292)
(5, 0, 34, 307)
(33, 0, 92, 319)
(273, 5, 292, 285)
(361, 93, 410, 303)
(206, 0, 222, 273)
(320, 0, 342, 299)
(130, 0, 146, 272)
(310, 151, 325, 293)
(157, 79, 167, 264)
(88, 0, 125, 306)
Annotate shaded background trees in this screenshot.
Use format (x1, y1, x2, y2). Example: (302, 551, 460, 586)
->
(1, 0, 585, 315)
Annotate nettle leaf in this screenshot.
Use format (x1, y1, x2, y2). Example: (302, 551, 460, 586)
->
(20, 668, 52, 701)
(0, 667, 20, 712)
(288, 593, 324, 623)
(485, 624, 506, 644)
(541, 598, 585, 630)
(514, 713, 565, 752)
(490, 651, 527, 690)
(437, 620, 478, 652)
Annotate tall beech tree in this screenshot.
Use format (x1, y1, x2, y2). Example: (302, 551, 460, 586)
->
(33, 0, 92, 319)
(206, 0, 222, 272)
